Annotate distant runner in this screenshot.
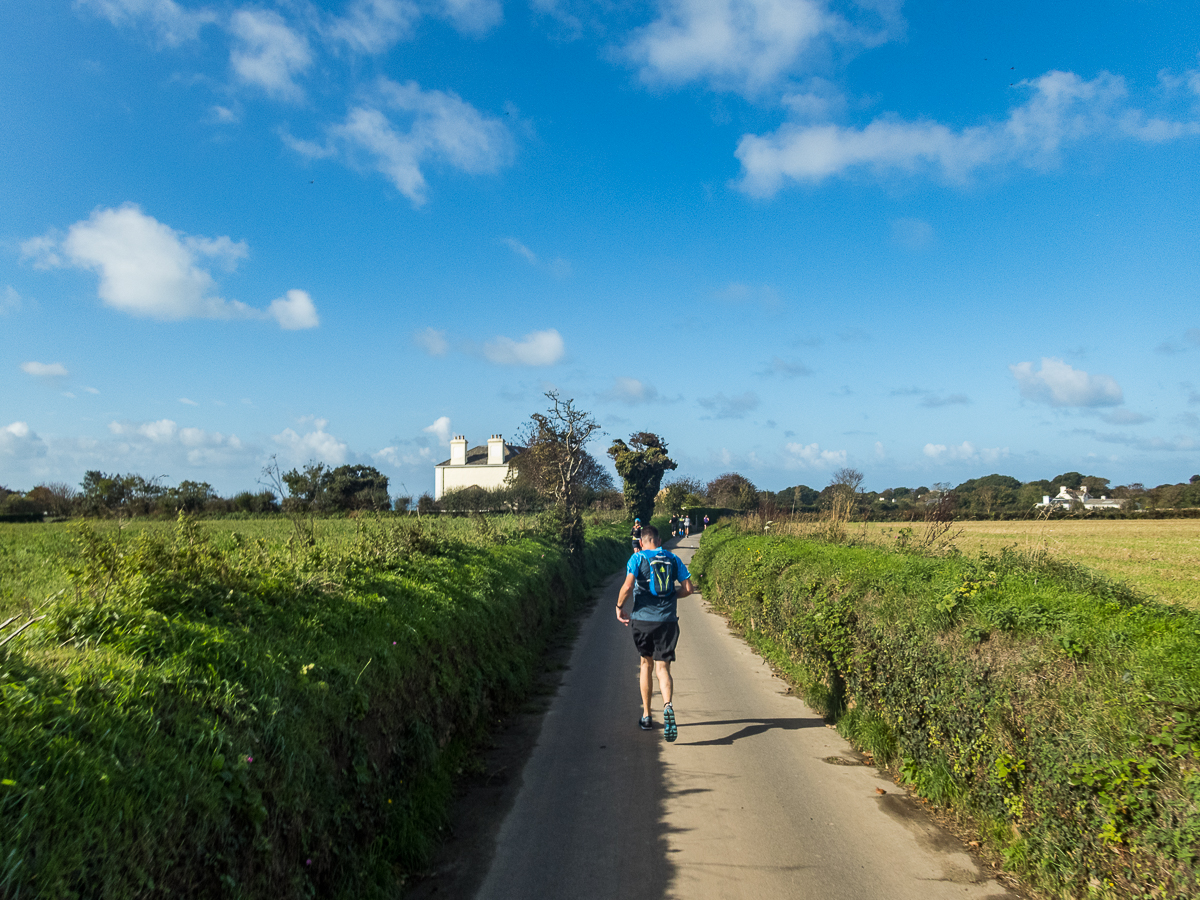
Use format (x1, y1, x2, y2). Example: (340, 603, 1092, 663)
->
(630, 518, 642, 555)
(703, 514, 710, 531)
(682, 515, 690, 537)
(615, 525, 693, 742)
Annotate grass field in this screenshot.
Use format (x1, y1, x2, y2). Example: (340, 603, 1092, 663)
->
(0, 510, 630, 898)
(0, 512, 588, 619)
(864, 519, 1200, 608)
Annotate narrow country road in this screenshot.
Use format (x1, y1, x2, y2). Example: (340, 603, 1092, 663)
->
(472, 536, 1018, 900)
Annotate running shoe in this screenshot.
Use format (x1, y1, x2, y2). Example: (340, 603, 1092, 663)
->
(639, 714, 652, 731)
(663, 703, 677, 742)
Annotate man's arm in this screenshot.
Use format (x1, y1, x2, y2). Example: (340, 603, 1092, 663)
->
(677, 578, 694, 600)
(615, 573, 636, 625)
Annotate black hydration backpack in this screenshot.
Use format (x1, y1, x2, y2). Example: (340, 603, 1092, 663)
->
(638, 550, 678, 597)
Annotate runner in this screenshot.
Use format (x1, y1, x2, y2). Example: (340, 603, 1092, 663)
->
(615, 525, 693, 742)
(703, 514, 710, 531)
(630, 517, 642, 555)
(682, 514, 690, 538)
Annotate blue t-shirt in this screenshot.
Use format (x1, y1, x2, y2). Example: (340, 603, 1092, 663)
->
(626, 548, 690, 622)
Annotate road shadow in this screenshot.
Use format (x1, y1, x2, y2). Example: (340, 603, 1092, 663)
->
(679, 716, 825, 746)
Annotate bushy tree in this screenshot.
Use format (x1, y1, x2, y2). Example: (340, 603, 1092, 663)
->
(609, 432, 677, 525)
(281, 463, 330, 512)
(706, 472, 756, 510)
(516, 391, 602, 560)
(79, 471, 165, 517)
(24, 483, 77, 517)
(324, 465, 390, 511)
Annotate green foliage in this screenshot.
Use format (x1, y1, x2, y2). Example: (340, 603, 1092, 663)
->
(0, 514, 627, 898)
(690, 524, 1200, 897)
(608, 433, 677, 525)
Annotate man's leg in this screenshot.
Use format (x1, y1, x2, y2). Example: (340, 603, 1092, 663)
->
(640, 656, 654, 717)
(654, 660, 673, 706)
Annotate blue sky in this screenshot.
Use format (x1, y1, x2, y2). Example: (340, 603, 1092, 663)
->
(3, 0, 1200, 497)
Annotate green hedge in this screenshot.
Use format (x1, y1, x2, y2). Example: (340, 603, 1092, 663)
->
(690, 524, 1200, 898)
(0, 515, 626, 898)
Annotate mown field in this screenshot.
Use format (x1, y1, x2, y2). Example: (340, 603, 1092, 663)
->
(861, 519, 1200, 608)
(0, 511, 628, 899)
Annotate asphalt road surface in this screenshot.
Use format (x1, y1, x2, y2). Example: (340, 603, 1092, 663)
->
(472, 536, 1017, 900)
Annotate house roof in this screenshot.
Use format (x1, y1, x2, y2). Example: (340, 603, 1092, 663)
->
(435, 444, 525, 468)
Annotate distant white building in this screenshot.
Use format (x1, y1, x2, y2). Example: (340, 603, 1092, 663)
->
(433, 434, 524, 500)
(1037, 485, 1123, 510)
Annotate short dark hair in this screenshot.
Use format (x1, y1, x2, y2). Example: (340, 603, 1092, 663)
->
(640, 525, 660, 544)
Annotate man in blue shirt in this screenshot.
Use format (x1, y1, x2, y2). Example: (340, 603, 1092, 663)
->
(615, 525, 693, 742)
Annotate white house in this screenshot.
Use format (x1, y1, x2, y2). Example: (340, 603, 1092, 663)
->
(1037, 485, 1123, 511)
(433, 434, 524, 500)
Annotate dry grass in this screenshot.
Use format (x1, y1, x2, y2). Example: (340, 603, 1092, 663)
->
(864, 519, 1200, 608)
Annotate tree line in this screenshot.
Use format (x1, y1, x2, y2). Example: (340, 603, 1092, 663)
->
(657, 469, 1200, 520)
(0, 462, 398, 520)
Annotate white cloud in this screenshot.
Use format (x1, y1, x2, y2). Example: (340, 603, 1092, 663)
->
(784, 441, 846, 467)
(288, 78, 513, 206)
(483, 329, 565, 366)
(1102, 409, 1152, 425)
(441, 0, 503, 35)
(106, 418, 247, 466)
(423, 416, 453, 443)
(329, 0, 419, 53)
(85, 387, 101, 395)
(626, 0, 833, 95)
(737, 70, 1200, 196)
(272, 426, 348, 466)
(268, 289, 319, 330)
(179, 397, 198, 406)
(764, 356, 811, 377)
(891, 217, 933, 249)
(923, 441, 974, 461)
(698, 391, 760, 418)
(1, 286, 21, 315)
(921, 393, 970, 408)
(415, 327, 449, 356)
(604, 377, 661, 404)
(502, 237, 538, 264)
(1010, 357, 1123, 408)
(0, 422, 48, 459)
(922, 441, 1009, 463)
(874, 440, 885, 458)
(21, 361, 69, 380)
(229, 8, 312, 101)
(23, 205, 316, 328)
(76, 0, 216, 45)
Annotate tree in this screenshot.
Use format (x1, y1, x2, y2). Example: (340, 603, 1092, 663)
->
(169, 480, 219, 513)
(705, 472, 756, 510)
(25, 482, 77, 517)
(610, 433, 677, 525)
(324, 465, 390, 511)
(519, 391, 602, 559)
(281, 462, 330, 511)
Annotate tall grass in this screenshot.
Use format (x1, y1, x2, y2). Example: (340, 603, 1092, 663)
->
(691, 522, 1200, 898)
(0, 513, 626, 898)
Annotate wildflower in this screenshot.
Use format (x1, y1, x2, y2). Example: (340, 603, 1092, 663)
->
(246, 756, 254, 763)
(392, 641, 396, 645)
(306, 858, 312, 866)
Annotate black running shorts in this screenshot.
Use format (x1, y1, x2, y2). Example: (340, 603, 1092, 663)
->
(630, 619, 680, 662)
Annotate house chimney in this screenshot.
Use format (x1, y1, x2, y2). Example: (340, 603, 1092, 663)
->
(488, 434, 505, 466)
(450, 435, 467, 466)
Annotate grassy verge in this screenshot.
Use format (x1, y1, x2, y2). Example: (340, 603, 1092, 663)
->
(690, 523, 1200, 899)
(0, 513, 626, 898)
